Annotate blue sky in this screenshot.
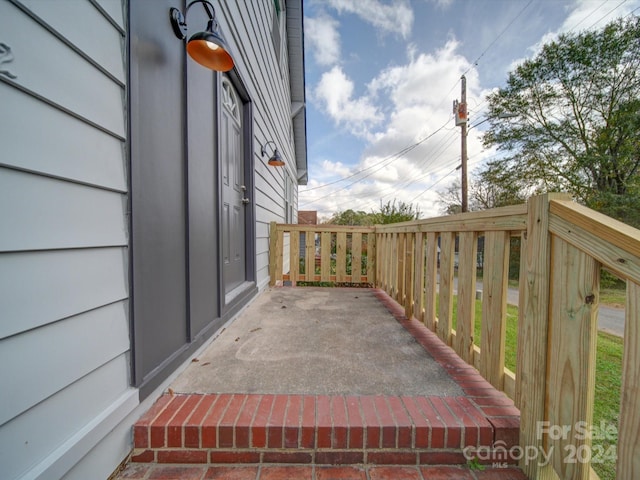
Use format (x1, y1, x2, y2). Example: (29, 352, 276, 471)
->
(299, 0, 640, 219)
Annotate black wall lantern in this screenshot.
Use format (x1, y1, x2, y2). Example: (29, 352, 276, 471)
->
(261, 141, 285, 167)
(170, 0, 234, 71)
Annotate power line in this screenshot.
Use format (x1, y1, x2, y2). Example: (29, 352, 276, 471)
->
(301, 116, 453, 192)
(586, 0, 629, 30)
(461, 0, 534, 77)
(569, 0, 610, 32)
(299, 119, 453, 206)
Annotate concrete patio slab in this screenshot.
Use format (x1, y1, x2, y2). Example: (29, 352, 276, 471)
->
(170, 287, 463, 397)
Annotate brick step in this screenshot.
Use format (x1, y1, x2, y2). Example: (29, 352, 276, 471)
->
(131, 392, 519, 467)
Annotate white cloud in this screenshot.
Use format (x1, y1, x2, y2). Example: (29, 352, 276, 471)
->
(325, 0, 414, 39)
(305, 14, 341, 67)
(314, 66, 383, 137)
(302, 39, 488, 218)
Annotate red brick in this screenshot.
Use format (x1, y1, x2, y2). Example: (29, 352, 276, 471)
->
(219, 394, 246, 448)
(167, 395, 203, 447)
(387, 397, 412, 448)
(454, 397, 494, 446)
(133, 425, 149, 449)
(209, 450, 261, 464)
(373, 396, 396, 448)
(202, 394, 233, 448)
(446, 397, 479, 447)
(284, 395, 302, 448)
(331, 396, 348, 449)
(401, 397, 430, 448)
(234, 395, 261, 448)
(419, 451, 467, 465)
(130, 449, 155, 463)
(136, 394, 173, 426)
(360, 396, 381, 448)
(317, 396, 332, 449)
(420, 465, 475, 479)
(430, 397, 462, 448)
(300, 395, 316, 449)
(487, 416, 520, 447)
(316, 466, 366, 479)
(414, 397, 445, 448)
(251, 394, 274, 448)
(367, 451, 416, 465)
(184, 394, 218, 448)
(150, 396, 188, 448)
(204, 466, 259, 479)
(481, 405, 521, 417)
(368, 466, 421, 480)
(267, 395, 287, 448)
(475, 467, 528, 480)
(115, 463, 151, 479)
(262, 451, 313, 464)
(260, 466, 313, 480)
(472, 395, 516, 407)
(147, 466, 207, 480)
(315, 451, 364, 465)
(157, 449, 207, 464)
(345, 396, 364, 449)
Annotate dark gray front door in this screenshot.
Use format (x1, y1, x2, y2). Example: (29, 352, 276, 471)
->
(220, 76, 247, 299)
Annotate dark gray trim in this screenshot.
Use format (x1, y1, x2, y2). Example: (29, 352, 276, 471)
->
(138, 282, 257, 399)
(216, 69, 257, 316)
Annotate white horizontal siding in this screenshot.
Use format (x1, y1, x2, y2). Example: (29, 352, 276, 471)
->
(0, 247, 128, 340)
(0, 83, 126, 191)
(93, 0, 125, 30)
(19, 0, 125, 83)
(0, 355, 132, 480)
(0, 1, 125, 137)
(0, 168, 127, 252)
(0, 300, 130, 426)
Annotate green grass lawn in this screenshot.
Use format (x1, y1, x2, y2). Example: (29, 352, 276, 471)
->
(443, 297, 622, 480)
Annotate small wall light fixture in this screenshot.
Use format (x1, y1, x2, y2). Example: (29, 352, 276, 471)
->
(261, 141, 285, 166)
(170, 0, 234, 72)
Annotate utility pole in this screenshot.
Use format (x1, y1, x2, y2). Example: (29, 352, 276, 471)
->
(459, 75, 468, 212)
(453, 76, 468, 212)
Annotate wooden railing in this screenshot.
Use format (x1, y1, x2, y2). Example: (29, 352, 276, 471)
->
(268, 194, 640, 480)
(269, 224, 376, 285)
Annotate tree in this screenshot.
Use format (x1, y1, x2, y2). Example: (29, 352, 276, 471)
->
(372, 199, 421, 224)
(481, 16, 640, 226)
(325, 209, 373, 226)
(437, 177, 526, 214)
(326, 199, 421, 225)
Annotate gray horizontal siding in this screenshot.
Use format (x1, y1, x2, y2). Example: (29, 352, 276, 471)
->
(0, 1, 125, 137)
(0, 300, 130, 426)
(0, 247, 128, 340)
(0, 355, 132, 480)
(0, 169, 127, 252)
(0, 1, 131, 479)
(0, 83, 126, 191)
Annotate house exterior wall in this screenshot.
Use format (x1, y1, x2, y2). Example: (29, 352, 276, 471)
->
(0, 0, 305, 479)
(0, 1, 136, 479)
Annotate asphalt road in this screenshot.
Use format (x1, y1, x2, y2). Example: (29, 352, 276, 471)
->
(461, 279, 625, 337)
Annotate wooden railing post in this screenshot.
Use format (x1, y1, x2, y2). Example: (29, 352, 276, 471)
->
(480, 230, 510, 390)
(456, 231, 478, 365)
(618, 281, 640, 478)
(546, 236, 599, 480)
(516, 193, 570, 479)
(438, 232, 456, 345)
(269, 221, 280, 286)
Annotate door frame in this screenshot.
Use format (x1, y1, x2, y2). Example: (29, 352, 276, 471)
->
(216, 70, 256, 315)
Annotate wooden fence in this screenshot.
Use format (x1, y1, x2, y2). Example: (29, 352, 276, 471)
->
(269, 193, 640, 480)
